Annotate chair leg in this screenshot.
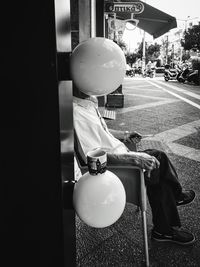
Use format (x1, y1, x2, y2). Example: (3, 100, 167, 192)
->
(142, 210, 150, 267)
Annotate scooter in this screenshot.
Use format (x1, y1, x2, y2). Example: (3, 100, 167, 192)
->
(187, 70, 199, 85)
(164, 65, 181, 81)
(134, 67, 142, 75)
(126, 68, 135, 77)
(178, 67, 199, 85)
(143, 68, 155, 78)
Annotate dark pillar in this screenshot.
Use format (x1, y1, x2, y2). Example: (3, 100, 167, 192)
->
(2, 1, 65, 266)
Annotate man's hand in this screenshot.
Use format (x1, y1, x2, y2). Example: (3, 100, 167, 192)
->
(108, 129, 142, 144)
(124, 131, 142, 144)
(135, 152, 160, 171)
(107, 151, 160, 172)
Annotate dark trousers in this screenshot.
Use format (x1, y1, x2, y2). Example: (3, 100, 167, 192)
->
(142, 149, 183, 234)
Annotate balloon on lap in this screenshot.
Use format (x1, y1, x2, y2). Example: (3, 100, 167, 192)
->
(70, 37, 126, 96)
(73, 149, 126, 228)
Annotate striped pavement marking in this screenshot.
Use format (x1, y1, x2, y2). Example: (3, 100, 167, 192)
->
(123, 84, 156, 89)
(121, 80, 200, 162)
(125, 93, 173, 100)
(143, 118, 200, 162)
(155, 80, 200, 100)
(148, 80, 200, 110)
(117, 99, 180, 114)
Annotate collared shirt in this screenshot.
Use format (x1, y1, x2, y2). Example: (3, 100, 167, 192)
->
(73, 96, 128, 159)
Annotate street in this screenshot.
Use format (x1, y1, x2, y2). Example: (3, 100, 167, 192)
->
(76, 77, 200, 267)
(107, 76, 200, 163)
(105, 76, 200, 265)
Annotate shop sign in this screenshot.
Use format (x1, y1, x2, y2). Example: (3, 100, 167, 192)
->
(105, 2, 144, 14)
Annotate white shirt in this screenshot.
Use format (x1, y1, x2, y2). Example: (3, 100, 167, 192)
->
(73, 96, 128, 159)
(74, 156, 82, 181)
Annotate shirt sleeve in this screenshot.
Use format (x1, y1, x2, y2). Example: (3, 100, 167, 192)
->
(74, 156, 82, 181)
(73, 105, 102, 157)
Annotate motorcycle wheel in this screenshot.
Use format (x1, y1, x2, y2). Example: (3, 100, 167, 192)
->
(177, 77, 184, 83)
(164, 76, 169, 81)
(194, 78, 200, 85)
(177, 73, 181, 82)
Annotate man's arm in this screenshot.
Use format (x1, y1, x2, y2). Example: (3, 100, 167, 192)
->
(107, 151, 160, 171)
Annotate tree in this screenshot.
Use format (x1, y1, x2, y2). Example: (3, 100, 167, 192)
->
(182, 50, 190, 62)
(181, 23, 200, 51)
(126, 52, 137, 67)
(136, 42, 161, 63)
(114, 39, 127, 52)
(136, 41, 147, 61)
(147, 43, 161, 61)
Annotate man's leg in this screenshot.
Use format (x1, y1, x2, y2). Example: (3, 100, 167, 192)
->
(143, 149, 182, 197)
(146, 181, 181, 234)
(143, 149, 195, 203)
(142, 149, 195, 244)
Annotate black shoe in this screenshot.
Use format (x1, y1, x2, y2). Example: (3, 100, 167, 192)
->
(152, 228, 195, 246)
(176, 190, 195, 206)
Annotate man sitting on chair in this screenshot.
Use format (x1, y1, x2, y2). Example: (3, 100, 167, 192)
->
(73, 88, 196, 246)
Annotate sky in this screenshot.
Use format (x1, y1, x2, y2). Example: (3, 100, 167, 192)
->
(122, 0, 200, 52)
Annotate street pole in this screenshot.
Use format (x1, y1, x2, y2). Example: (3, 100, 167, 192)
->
(142, 31, 146, 74)
(91, 0, 96, 37)
(184, 16, 190, 31)
(172, 43, 174, 66)
(165, 35, 169, 64)
(142, 0, 146, 75)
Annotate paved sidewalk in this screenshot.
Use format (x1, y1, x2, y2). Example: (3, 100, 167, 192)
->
(76, 78, 200, 267)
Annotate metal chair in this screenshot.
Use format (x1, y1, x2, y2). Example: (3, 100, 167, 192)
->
(74, 131, 150, 267)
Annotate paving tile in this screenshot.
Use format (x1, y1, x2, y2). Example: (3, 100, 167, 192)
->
(176, 132, 200, 150)
(184, 150, 200, 162)
(178, 120, 200, 131)
(118, 99, 179, 114)
(77, 78, 200, 266)
(166, 143, 200, 162)
(77, 232, 144, 267)
(150, 132, 183, 143)
(76, 204, 146, 267)
(167, 143, 195, 156)
(137, 139, 169, 153)
(76, 215, 119, 260)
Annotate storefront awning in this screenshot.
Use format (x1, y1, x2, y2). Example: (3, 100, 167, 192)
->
(105, 1, 177, 38)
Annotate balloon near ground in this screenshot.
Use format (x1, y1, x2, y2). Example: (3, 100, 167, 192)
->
(73, 170, 126, 228)
(70, 37, 126, 96)
(73, 149, 126, 228)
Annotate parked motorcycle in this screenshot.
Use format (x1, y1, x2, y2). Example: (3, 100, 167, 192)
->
(178, 67, 199, 85)
(126, 68, 135, 77)
(134, 67, 142, 75)
(164, 64, 182, 81)
(143, 68, 155, 78)
(187, 70, 199, 85)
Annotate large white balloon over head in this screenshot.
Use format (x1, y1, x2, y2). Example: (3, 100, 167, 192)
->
(70, 37, 126, 96)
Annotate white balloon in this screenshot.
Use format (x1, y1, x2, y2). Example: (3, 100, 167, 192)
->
(73, 170, 126, 228)
(70, 37, 126, 96)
